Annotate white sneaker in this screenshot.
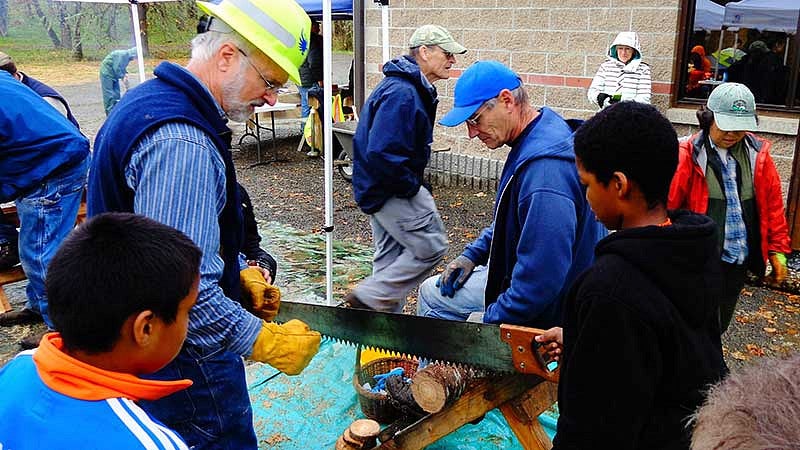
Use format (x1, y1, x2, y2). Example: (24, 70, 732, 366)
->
(306, 149, 320, 157)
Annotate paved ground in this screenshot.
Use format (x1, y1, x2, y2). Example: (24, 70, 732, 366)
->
(2, 57, 799, 372)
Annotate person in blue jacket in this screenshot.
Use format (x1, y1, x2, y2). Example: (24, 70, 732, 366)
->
(0, 71, 90, 348)
(0, 51, 80, 128)
(100, 47, 137, 115)
(344, 25, 466, 312)
(0, 52, 82, 272)
(416, 61, 606, 328)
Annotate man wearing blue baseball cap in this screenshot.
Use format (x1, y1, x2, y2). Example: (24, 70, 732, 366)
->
(417, 60, 606, 328)
(344, 25, 466, 312)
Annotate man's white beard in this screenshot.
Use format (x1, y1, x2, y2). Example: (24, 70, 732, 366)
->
(223, 66, 262, 123)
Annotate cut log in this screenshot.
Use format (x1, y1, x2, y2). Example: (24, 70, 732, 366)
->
(349, 419, 380, 441)
(410, 364, 480, 413)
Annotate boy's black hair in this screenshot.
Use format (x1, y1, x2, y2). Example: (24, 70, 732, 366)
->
(574, 101, 678, 209)
(47, 213, 202, 353)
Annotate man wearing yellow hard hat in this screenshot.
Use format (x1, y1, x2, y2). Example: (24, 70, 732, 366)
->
(87, 0, 320, 448)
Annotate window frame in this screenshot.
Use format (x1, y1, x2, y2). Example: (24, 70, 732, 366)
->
(674, 0, 800, 112)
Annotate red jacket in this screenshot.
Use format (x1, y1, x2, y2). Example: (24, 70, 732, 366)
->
(668, 132, 791, 267)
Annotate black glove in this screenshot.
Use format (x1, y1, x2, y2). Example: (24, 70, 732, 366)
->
(596, 93, 610, 107)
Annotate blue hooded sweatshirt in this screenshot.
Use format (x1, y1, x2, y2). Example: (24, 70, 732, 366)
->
(462, 108, 606, 328)
(352, 55, 438, 214)
(0, 71, 89, 203)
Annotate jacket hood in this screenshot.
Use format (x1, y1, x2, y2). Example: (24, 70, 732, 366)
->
(518, 109, 577, 161)
(691, 45, 706, 57)
(382, 55, 436, 100)
(506, 108, 579, 175)
(608, 32, 642, 62)
(595, 210, 720, 327)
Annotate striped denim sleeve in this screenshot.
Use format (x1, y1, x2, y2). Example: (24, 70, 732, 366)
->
(125, 123, 261, 355)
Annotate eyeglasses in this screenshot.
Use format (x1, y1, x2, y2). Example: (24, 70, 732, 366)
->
(237, 48, 280, 94)
(466, 100, 491, 127)
(433, 45, 454, 59)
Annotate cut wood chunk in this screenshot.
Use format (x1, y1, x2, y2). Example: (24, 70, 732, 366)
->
(410, 364, 480, 413)
(349, 419, 381, 440)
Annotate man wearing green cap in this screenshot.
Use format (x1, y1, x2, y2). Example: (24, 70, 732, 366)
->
(87, 1, 321, 448)
(416, 60, 605, 329)
(345, 25, 466, 312)
(669, 82, 790, 333)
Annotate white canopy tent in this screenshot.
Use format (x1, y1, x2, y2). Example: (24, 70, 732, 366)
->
(54, 0, 178, 84)
(722, 0, 799, 34)
(695, 0, 724, 31)
(712, 0, 799, 77)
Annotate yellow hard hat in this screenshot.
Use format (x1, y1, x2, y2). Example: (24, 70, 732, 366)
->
(197, 0, 310, 85)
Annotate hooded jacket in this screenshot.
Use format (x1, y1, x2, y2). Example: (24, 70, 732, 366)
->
(352, 55, 438, 214)
(461, 108, 606, 328)
(588, 32, 651, 108)
(553, 210, 727, 450)
(0, 71, 89, 203)
(668, 131, 791, 272)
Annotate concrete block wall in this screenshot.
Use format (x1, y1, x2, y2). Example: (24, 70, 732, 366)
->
(364, 0, 682, 161)
(364, 0, 799, 197)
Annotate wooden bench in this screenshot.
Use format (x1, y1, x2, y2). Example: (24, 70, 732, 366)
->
(0, 202, 87, 313)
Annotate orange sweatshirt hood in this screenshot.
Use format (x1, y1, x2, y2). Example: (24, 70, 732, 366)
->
(33, 332, 192, 401)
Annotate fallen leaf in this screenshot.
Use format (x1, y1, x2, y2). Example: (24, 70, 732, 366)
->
(763, 327, 778, 334)
(731, 351, 748, 361)
(735, 314, 752, 324)
(746, 344, 765, 357)
(474, 192, 487, 197)
(786, 328, 798, 336)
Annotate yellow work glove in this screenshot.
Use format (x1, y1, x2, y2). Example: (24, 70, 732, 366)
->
(250, 320, 321, 375)
(766, 252, 788, 285)
(240, 266, 281, 322)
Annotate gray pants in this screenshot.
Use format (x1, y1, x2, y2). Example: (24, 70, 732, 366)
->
(354, 188, 448, 312)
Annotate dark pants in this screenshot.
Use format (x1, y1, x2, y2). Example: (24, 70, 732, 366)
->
(719, 261, 748, 333)
(140, 344, 257, 449)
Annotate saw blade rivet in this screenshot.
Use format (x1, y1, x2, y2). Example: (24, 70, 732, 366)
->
(505, 332, 511, 339)
(520, 362, 526, 369)
(517, 345, 525, 353)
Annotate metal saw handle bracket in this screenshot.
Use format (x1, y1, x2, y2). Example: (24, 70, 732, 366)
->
(500, 324, 560, 383)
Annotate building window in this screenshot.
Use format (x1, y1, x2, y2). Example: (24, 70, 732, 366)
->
(678, 0, 799, 111)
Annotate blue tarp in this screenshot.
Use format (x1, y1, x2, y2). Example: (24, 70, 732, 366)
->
(296, 0, 353, 18)
(246, 340, 557, 449)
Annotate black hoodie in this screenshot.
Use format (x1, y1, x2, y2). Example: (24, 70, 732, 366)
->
(553, 210, 728, 450)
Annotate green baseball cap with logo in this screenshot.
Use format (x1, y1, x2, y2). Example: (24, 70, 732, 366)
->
(707, 82, 758, 132)
(0, 51, 13, 68)
(409, 25, 467, 55)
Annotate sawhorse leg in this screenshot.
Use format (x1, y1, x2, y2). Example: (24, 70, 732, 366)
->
(376, 374, 557, 450)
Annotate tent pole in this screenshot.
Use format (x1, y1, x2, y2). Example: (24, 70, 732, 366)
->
(714, 29, 724, 80)
(323, 0, 334, 306)
(353, 0, 365, 110)
(130, 2, 146, 83)
(785, 36, 790, 66)
(381, 2, 389, 63)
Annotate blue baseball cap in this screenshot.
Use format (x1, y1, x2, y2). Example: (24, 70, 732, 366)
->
(439, 60, 522, 127)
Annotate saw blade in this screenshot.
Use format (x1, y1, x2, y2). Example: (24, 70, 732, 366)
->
(275, 300, 515, 373)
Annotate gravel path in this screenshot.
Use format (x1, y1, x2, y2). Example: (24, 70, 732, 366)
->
(2, 77, 798, 372)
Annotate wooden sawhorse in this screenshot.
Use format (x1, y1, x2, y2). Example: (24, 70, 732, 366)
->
(376, 374, 557, 450)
